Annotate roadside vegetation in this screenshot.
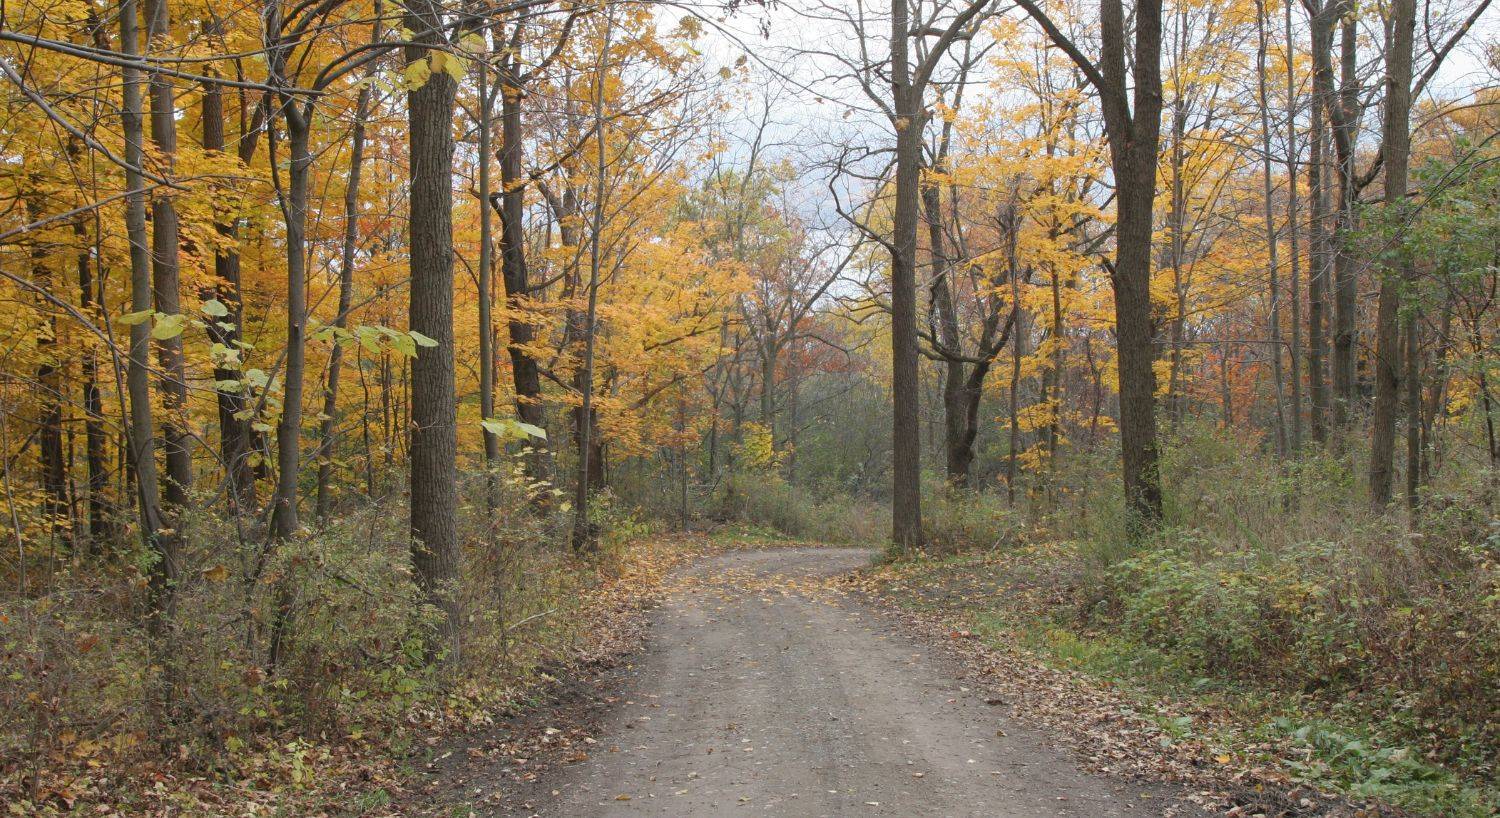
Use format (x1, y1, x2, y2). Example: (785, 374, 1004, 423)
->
(718, 421, 1497, 816)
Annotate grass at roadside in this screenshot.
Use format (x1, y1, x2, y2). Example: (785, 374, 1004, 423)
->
(862, 546, 1499, 818)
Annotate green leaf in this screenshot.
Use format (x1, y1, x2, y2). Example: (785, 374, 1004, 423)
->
(117, 309, 153, 326)
(201, 298, 230, 318)
(151, 313, 187, 340)
(409, 330, 439, 348)
(389, 332, 416, 359)
(514, 421, 547, 440)
(481, 417, 547, 441)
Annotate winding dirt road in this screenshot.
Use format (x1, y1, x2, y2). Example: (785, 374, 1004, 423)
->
(506, 547, 1202, 817)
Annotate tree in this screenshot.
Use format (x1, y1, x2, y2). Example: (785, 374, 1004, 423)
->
(1016, 0, 1167, 529)
(888, 0, 996, 548)
(406, 0, 462, 659)
(117, 0, 176, 645)
(144, 0, 193, 527)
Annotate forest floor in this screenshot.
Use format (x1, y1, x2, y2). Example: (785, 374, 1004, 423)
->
(398, 540, 1390, 817)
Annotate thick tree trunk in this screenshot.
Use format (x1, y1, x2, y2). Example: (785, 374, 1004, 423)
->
(406, 3, 463, 659)
(119, 0, 176, 635)
(889, 0, 923, 550)
(1112, 163, 1164, 528)
(264, 97, 315, 671)
(267, 106, 310, 545)
(1319, 13, 1360, 433)
(922, 182, 974, 488)
(144, 0, 192, 518)
(1308, 101, 1330, 442)
(1369, 0, 1415, 508)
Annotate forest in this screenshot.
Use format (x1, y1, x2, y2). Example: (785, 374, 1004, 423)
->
(0, 0, 1497, 813)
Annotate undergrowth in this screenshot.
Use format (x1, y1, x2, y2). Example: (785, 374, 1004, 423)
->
(0, 468, 660, 814)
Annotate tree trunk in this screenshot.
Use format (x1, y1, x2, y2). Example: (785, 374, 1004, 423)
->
(1256, 0, 1288, 459)
(314, 86, 372, 522)
(119, 0, 176, 636)
(1284, 0, 1303, 452)
(24, 191, 70, 548)
(406, 4, 462, 658)
(889, 0, 923, 550)
(477, 58, 500, 479)
(1312, 9, 1360, 434)
(1112, 152, 1165, 529)
(1403, 312, 1420, 514)
(1166, 96, 1188, 425)
(574, 14, 613, 552)
(496, 48, 552, 485)
(201, 82, 259, 514)
(75, 213, 112, 547)
(1308, 99, 1330, 442)
(144, 0, 192, 519)
(922, 181, 973, 488)
(1369, 0, 1414, 508)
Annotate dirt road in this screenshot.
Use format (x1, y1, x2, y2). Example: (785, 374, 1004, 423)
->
(506, 547, 1202, 817)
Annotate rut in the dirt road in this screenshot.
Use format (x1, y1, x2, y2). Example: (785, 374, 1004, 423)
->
(503, 547, 1204, 817)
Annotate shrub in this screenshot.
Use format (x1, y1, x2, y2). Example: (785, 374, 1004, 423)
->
(0, 465, 641, 805)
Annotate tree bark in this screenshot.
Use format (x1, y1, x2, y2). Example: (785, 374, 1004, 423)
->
(1284, 0, 1303, 452)
(144, 0, 193, 519)
(477, 56, 500, 479)
(1018, 0, 1166, 530)
(1308, 6, 1361, 433)
(1369, 0, 1414, 508)
(1308, 98, 1330, 442)
(495, 46, 553, 485)
(75, 212, 112, 547)
(922, 181, 975, 488)
(201, 81, 260, 514)
(24, 190, 70, 548)
(1256, 0, 1288, 459)
(889, 0, 924, 550)
(574, 13, 613, 552)
(119, 0, 176, 636)
(406, 1, 463, 658)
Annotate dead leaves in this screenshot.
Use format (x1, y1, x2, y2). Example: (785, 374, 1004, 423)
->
(859, 562, 1403, 818)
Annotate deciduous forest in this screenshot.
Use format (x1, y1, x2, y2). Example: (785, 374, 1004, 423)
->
(0, 0, 1496, 813)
